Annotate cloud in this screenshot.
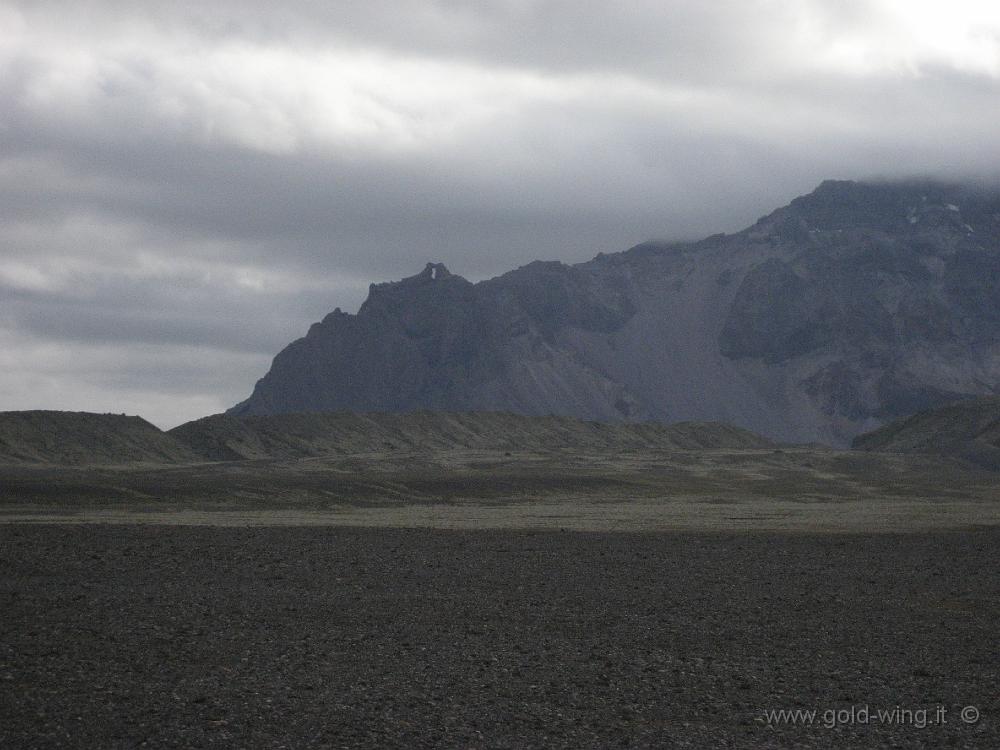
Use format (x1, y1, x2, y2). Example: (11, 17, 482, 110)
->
(1, 0, 999, 426)
(0, 328, 263, 428)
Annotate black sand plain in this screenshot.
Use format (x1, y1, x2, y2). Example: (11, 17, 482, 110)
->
(2, 524, 998, 749)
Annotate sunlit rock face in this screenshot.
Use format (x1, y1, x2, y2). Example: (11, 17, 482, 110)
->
(231, 180, 1000, 445)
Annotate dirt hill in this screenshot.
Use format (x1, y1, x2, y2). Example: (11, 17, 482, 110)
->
(0, 411, 202, 466)
(169, 411, 774, 461)
(852, 397, 1000, 468)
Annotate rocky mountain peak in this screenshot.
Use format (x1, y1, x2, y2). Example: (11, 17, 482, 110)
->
(366, 261, 464, 296)
(231, 180, 1000, 445)
(781, 179, 998, 237)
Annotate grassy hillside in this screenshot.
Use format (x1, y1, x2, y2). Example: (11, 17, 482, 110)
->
(169, 411, 774, 461)
(0, 411, 202, 466)
(852, 397, 1000, 468)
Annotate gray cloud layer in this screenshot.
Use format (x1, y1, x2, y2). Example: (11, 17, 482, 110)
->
(2, 0, 999, 426)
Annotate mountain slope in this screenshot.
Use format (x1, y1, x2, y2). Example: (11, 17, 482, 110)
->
(0, 411, 202, 466)
(852, 397, 1000, 468)
(231, 180, 1000, 445)
(170, 411, 773, 462)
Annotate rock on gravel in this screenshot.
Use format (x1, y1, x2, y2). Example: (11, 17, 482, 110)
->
(1, 525, 998, 748)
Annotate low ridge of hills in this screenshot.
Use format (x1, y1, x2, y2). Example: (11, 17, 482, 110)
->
(0, 409, 774, 466)
(0, 411, 201, 466)
(4, 405, 1000, 472)
(853, 397, 1000, 469)
(230, 179, 1000, 446)
(167, 411, 774, 462)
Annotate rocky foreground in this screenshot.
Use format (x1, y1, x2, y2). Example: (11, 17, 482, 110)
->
(1, 525, 997, 748)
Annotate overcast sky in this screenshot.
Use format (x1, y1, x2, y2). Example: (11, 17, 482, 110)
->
(2, 1, 999, 427)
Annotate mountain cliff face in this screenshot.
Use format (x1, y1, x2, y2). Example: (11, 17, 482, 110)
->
(231, 180, 1000, 445)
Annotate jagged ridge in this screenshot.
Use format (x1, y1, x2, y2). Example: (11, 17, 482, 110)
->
(231, 180, 1000, 445)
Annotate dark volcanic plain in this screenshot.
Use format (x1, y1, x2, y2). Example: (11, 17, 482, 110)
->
(2, 525, 998, 749)
(2, 410, 999, 747)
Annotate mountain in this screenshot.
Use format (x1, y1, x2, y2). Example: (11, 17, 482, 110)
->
(169, 411, 773, 462)
(0, 411, 201, 466)
(853, 397, 1000, 469)
(230, 180, 1000, 445)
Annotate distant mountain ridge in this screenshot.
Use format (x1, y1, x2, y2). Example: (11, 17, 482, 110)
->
(231, 180, 1000, 445)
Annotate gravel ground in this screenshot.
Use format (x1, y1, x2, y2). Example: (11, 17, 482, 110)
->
(1, 525, 998, 748)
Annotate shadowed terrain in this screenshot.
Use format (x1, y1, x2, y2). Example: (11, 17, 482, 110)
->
(1, 408, 998, 532)
(1, 525, 997, 748)
(853, 396, 1000, 469)
(168, 410, 774, 462)
(0, 411, 201, 466)
(2, 408, 999, 748)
